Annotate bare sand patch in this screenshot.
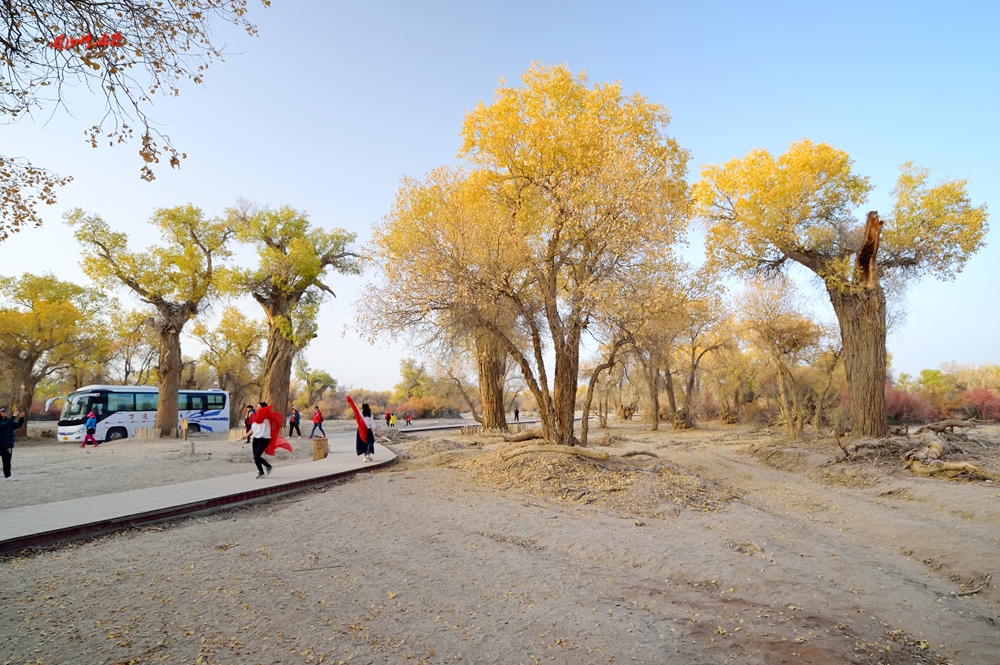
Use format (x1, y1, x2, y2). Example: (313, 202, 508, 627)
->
(1, 422, 999, 664)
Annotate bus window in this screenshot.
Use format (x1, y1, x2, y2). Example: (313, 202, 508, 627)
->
(207, 394, 226, 410)
(108, 393, 135, 412)
(136, 393, 158, 411)
(188, 395, 206, 411)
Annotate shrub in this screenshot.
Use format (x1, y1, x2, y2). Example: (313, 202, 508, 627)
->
(885, 384, 937, 423)
(959, 386, 1000, 421)
(394, 395, 460, 419)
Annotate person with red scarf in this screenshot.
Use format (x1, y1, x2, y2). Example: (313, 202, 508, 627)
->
(347, 396, 379, 462)
(250, 401, 292, 478)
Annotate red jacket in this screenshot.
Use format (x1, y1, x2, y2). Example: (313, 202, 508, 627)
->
(312, 410, 323, 424)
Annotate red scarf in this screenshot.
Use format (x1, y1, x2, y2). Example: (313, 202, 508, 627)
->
(346, 396, 368, 439)
(252, 405, 292, 455)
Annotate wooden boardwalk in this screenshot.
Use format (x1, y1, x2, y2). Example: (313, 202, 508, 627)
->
(0, 442, 396, 555)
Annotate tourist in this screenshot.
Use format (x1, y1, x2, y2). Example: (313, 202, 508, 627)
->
(390, 413, 396, 427)
(384, 410, 391, 427)
(514, 407, 519, 423)
(0, 407, 25, 481)
(310, 405, 326, 438)
(249, 401, 274, 479)
(244, 404, 255, 443)
(81, 411, 98, 447)
(288, 407, 301, 438)
(347, 396, 378, 463)
(405, 412, 412, 426)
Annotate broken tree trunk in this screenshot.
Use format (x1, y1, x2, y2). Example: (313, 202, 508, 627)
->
(906, 460, 1000, 482)
(914, 420, 979, 435)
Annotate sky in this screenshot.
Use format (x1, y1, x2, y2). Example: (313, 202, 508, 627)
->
(3, 1, 998, 390)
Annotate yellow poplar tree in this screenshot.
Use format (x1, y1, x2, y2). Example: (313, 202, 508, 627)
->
(228, 204, 360, 416)
(369, 65, 691, 444)
(67, 205, 232, 436)
(0, 273, 102, 433)
(459, 65, 691, 445)
(694, 140, 988, 437)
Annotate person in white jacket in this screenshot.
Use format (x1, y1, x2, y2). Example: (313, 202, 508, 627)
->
(249, 401, 274, 479)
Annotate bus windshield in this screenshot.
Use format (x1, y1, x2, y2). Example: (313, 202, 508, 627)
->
(60, 394, 97, 421)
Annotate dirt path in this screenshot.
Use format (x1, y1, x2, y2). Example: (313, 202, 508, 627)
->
(1, 424, 997, 664)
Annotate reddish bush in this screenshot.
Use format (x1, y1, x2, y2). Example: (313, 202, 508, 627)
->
(393, 396, 460, 419)
(885, 384, 937, 423)
(959, 387, 1000, 421)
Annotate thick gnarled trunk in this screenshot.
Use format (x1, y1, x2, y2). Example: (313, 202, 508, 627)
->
(155, 325, 182, 436)
(551, 325, 582, 446)
(824, 212, 888, 439)
(828, 285, 887, 438)
(260, 324, 297, 417)
(475, 329, 507, 430)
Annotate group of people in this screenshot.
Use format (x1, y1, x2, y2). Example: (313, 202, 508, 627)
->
(240, 399, 388, 475)
(243, 404, 328, 442)
(382, 411, 411, 427)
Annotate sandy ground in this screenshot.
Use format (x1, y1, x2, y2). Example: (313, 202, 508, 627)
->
(1, 421, 999, 664)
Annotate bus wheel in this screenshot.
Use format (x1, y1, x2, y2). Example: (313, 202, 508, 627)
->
(106, 428, 128, 441)
(187, 424, 201, 434)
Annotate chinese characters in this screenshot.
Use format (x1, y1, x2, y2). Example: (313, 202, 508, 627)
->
(49, 32, 124, 51)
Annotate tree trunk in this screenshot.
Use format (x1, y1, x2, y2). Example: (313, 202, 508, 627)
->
(814, 352, 841, 435)
(580, 349, 619, 447)
(646, 361, 660, 430)
(14, 375, 36, 438)
(663, 357, 677, 414)
(259, 323, 297, 416)
(826, 211, 888, 439)
(155, 324, 182, 437)
(773, 361, 794, 437)
(475, 328, 508, 430)
(551, 325, 582, 445)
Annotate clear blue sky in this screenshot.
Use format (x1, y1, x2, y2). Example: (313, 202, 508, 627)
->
(3, 1, 998, 390)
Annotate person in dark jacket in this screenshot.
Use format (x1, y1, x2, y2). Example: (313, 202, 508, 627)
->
(0, 407, 26, 481)
(288, 407, 302, 438)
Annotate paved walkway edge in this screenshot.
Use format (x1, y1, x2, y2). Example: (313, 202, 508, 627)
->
(0, 456, 396, 555)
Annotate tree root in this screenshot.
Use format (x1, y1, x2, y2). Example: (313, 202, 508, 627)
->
(949, 575, 991, 597)
(905, 459, 1000, 482)
(915, 419, 979, 435)
(622, 450, 659, 458)
(501, 445, 610, 461)
(502, 428, 544, 443)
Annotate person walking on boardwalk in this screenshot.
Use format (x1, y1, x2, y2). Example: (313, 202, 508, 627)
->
(0, 407, 25, 480)
(405, 412, 411, 426)
(389, 413, 396, 427)
(244, 404, 255, 443)
(347, 396, 378, 462)
(81, 411, 98, 447)
(384, 410, 391, 427)
(310, 405, 326, 438)
(514, 407, 519, 423)
(288, 407, 302, 438)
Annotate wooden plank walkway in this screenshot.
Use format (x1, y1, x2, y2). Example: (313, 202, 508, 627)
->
(0, 442, 396, 555)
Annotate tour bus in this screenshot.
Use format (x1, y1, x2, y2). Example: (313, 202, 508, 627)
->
(48, 385, 230, 443)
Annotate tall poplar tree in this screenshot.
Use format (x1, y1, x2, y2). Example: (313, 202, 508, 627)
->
(694, 140, 988, 437)
(68, 205, 232, 436)
(229, 204, 360, 416)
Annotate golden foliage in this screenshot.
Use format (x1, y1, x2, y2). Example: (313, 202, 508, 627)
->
(693, 139, 988, 291)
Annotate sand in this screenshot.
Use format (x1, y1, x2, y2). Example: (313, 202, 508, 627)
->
(1, 422, 999, 664)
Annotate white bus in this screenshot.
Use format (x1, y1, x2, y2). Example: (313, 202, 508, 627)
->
(49, 385, 230, 443)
